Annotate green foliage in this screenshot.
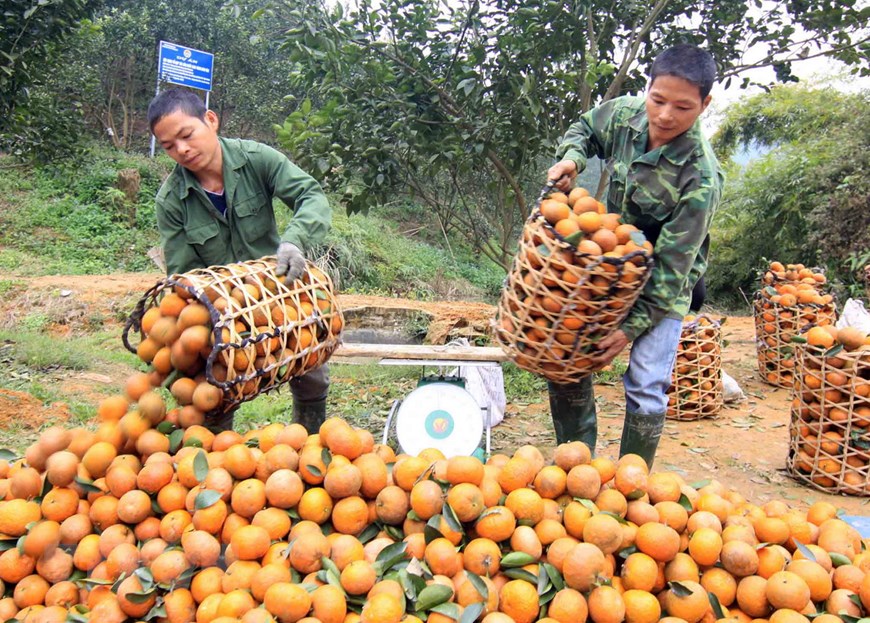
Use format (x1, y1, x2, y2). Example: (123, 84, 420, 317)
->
(267, 0, 869, 270)
(0, 147, 168, 274)
(309, 210, 505, 300)
(0, 0, 99, 138)
(0, 330, 92, 370)
(707, 85, 870, 306)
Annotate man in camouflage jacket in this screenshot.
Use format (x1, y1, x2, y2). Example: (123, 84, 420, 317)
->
(545, 45, 724, 467)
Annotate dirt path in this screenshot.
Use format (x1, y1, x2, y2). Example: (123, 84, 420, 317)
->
(2, 274, 869, 514)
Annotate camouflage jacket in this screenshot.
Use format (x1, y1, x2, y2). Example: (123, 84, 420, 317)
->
(156, 137, 331, 275)
(556, 95, 723, 341)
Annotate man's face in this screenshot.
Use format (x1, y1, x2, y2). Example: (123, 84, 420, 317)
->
(153, 109, 220, 172)
(645, 75, 712, 147)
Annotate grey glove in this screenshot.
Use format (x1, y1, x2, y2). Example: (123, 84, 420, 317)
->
(275, 242, 306, 285)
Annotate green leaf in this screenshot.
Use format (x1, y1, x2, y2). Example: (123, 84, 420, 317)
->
(156, 421, 176, 434)
(564, 231, 584, 246)
(460, 602, 484, 623)
(194, 489, 222, 510)
(793, 539, 816, 562)
(416, 583, 455, 611)
(375, 541, 408, 570)
(443, 504, 462, 533)
(467, 571, 489, 599)
(193, 451, 209, 483)
(542, 562, 564, 591)
(678, 493, 693, 512)
(430, 602, 461, 619)
(358, 523, 379, 544)
(126, 590, 156, 604)
(168, 428, 184, 453)
(321, 556, 341, 578)
(708, 591, 726, 619)
(502, 568, 538, 583)
(74, 476, 102, 493)
(669, 581, 694, 597)
(690, 479, 711, 489)
(824, 343, 844, 357)
(537, 563, 551, 594)
(321, 447, 332, 467)
(831, 552, 852, 567)
(501, 551, 537, 568)
(0, 449, 18, 461)
(306, 464, 323, 478)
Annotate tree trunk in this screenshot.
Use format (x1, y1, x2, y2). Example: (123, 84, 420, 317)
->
(115, 168, 141, 227)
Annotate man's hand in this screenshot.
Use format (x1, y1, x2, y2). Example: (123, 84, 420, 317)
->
(547, 160, 578, 192)
(275, 242, 306, 285)
(591, 330, 630, 367)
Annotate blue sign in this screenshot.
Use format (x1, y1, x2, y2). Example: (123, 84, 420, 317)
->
(158, 41, 214, 92)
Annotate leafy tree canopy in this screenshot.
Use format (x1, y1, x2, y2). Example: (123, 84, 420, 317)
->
(264, 0, 869, 268)
(707, 85, 869, 303)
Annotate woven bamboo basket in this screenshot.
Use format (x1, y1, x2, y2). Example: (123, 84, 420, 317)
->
(123, 257, 343, 417)
(754, 291, 836, 389)
(666, 315, 723, 421)
(787, 343, 870, 495)
(492, 189, 655, 384)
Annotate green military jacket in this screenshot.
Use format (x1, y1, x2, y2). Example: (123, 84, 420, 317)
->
(556, 95, 723, 341)
(156, 137, 331, 275)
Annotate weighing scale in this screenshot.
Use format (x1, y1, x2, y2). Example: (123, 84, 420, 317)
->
(380, 363, 496, 458)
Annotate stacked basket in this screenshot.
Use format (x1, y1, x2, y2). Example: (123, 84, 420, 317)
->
(124, 258, 343, 419)
(493, 186, 654, 383)
(787, 325, 870, 495)
(666, 315, 724, 420)
(754, 262, 836, 388)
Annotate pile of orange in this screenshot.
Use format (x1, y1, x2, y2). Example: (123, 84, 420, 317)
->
(131, 262, 342, 420)
(667, 315, 723, 421)
(755, 262, 837, 388)
(3, 388, 870, 623)
(494, 189, 653, 380)
(789, 324, 870, 494)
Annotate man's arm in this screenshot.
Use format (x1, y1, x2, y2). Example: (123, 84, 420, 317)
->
(620, 176, 721, 341)
(549, 98, 623, 190)
(155, 196, 202, 276)
(254, 144, 331, 254)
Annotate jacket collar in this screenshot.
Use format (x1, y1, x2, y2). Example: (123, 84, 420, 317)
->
(177, 137, 247, 199)
(627, 107, 700, 167)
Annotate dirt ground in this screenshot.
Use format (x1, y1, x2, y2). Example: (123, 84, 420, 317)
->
(2, 272, 869, 515)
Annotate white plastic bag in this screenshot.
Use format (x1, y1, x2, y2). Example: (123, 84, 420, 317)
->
(459, 364, 507, 427)
(836, 298, 870, 333)
(722, 369, 745, 403)
(446, 338, 507, 427)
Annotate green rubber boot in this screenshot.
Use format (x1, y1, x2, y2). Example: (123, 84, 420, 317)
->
(547, 375, 597, 455)
(293, 398, 327, 435)
(619, 411, 665, 469)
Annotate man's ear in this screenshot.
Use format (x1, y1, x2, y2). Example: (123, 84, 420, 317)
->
(700, 94, 712, 114)
(204, 109, 220, 132)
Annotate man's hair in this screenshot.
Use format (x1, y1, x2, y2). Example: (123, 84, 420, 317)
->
(649, 45, 717, 99)
(147, 88, 207, 130)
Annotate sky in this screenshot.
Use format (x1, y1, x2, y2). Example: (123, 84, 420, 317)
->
(701, 54, 870, 137)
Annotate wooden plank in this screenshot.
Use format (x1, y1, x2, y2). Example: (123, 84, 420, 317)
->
(333, 342, 509, 363)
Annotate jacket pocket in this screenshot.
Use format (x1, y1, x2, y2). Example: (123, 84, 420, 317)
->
(234, 194, 275, 242)
(185, 221, 220, 246)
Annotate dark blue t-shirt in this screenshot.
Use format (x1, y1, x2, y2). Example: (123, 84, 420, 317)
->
(205, 189, 227, 216)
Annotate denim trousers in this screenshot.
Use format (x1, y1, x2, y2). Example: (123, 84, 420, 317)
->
(623, 317, 683, 414)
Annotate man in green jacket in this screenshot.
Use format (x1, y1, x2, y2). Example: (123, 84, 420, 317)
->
(545, 45, 724, 466)
(148, 88, 332, 433)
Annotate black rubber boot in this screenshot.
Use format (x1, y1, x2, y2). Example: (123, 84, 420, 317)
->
(547, 375, 597, 454)
(619, 411, 665, 469)
(293, 399, 327, 435)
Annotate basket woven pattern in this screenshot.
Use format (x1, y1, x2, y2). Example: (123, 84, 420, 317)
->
(787, 345, 870, 496)
(666, 316, 723, 421)
(493, 213, 654, 383)
(754, 293, 836, 389)
(124, 258, 343, 414)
